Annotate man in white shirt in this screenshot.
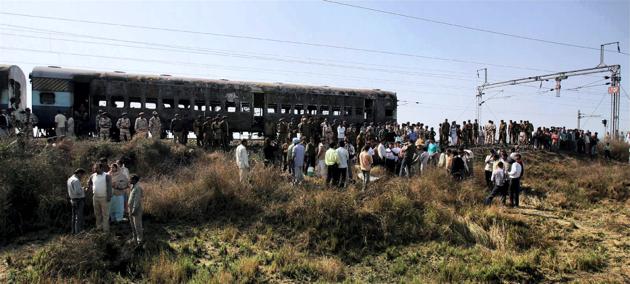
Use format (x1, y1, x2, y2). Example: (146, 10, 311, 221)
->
(88, 164, 112, 232)
(235, 139, 250, 183)
(336, 141, 349, 187)
(337, 122, 346, 144)
(484, 161, 507, 206)
(508, 154, 523, 207)
(54, 110, 67, 138)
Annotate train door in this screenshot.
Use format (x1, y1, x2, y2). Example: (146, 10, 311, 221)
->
(253, 92, 265, 133)
(364, 98, 374, 122)
(73, 81, 91, 136)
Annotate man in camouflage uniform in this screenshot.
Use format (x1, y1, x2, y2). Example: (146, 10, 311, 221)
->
(202, 117, 214, 149)
(221, 116, 230, 150)
(485, 120, 495, 145)
(508, 120, 515, 145)
(148, 111, 161, 139)
(95, 109, 103, 137)
(98, 112, 112, 141)
(212, 116, 223, 148)
(116, 112, 131, 141)
(277, 118, 288, 144)
(170, 114, 184, 144)
(193, 115, 204, 147)
(18, 108, 39, 139)
(134, 112, 149, 139)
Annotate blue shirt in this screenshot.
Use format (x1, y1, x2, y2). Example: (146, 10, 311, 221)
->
(428, 143, 438, 155)
(292, 144, 305, 167)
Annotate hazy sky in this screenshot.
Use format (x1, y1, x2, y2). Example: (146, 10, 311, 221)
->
(1, 0, 628, 132)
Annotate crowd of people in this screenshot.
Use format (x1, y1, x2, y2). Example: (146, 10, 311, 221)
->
(66, 159, 144, 245)
(0, 111, 611, 239)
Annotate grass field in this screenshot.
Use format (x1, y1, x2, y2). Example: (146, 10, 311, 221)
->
(0, 138, 628, 283)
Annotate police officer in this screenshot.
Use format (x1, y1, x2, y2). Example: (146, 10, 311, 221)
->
(116, 113, 131, 141)
(203, 117, 214, 149)
(98, 112, 112, 141)
(170, 114, 184, 144)
(499, 120, 507, 145)
(134, 112, 149, 138)
(193, 115, 204, 147)
(148, 111, 161, 139)
(277, 118, 288, 144)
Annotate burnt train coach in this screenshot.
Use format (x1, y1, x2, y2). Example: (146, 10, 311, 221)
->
(30, 66, 397, 137)
(0, 64, 27, 111)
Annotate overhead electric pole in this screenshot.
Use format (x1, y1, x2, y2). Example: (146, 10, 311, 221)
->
(577, 110, 601, 130)
(476, 68, 487, 128)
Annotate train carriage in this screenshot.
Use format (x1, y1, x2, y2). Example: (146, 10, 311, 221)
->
(30, 66, 397, 138)
(0, 65, 27, 111)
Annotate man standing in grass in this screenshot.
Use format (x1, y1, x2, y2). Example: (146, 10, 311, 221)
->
(67, 168, 87, 234)
(359, 145, 373, 191)
(88, 163, 112, 232)
(484, 162, 507, 206)
(325, 142, 339, 187)
(128, 174, 143, 244)
(292, 138, 305, 184)
(508, 154, 523, 207)
(235, 139, 250, 183)
(336, 140, 350, 188)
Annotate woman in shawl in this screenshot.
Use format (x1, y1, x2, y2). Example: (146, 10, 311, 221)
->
(108, 163, 129, 222)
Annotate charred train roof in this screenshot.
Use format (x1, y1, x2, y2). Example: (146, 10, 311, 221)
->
(30, 66, 397, 98)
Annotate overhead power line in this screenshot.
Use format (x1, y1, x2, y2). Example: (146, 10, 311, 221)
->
(322, 0, 629, 56)
(0, 11, 565, 73)
(0, 45, 477, 92)
(0, 27, 474, 82)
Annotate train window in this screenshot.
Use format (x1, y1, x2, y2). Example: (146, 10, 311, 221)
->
(332, 107, 341, 116)
(146, 98, 157, 110)
(254, 107, 263, 117)
(40, 92, 55, 105)
(226, 101, 236, 112)
(178, 99, 190, 109)
(241, 102, 251, 113)
(210, 101, 222, 112)
(163, 99, 174, 109)
(321, 105, 330, 115)
(281, 104, 291, 114)
(111, 96, 125, 108)
(344, 107, 352, 116)
(96, 96, 107, 107)
(385, 109, 394, 117)
(355, 107, 363, 116)
(307, 105, 318, 115)
(194, 100, 206, 111)
(294, 104, 304, 115)
(129, 97, 142, 109)
(267, 104, 277, 114)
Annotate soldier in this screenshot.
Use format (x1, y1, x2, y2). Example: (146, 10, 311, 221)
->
(473, 119, 479, 145)
(134, 112, 149, 138)
(499, 120, 507, 145)
(19, 108, 39, 139)
(202, 117, 214, 149)
(95, 109, 103, 137)
(116, 113, 131, 141)
(508, 120, 515, 145)
(170, 114, 184, 144)
(277, 118, 288, 144)
(440, 119, 450, 147)
(193, 115, 204, 147)
(212, 116, 222, 148)
(485, 120, 495, 145)
(461, 121, 469, 147)
(148, 111, 162, 139)
(98, 112, 112, 141)
(220, 116, 230, 150)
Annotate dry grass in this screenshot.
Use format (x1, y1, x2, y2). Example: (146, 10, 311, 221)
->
(2, 140, 629, 283)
